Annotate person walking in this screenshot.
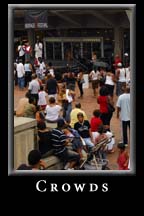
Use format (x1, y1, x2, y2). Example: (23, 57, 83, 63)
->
(17, 59, 25, 90)
(89, 67, 100, 97)
(17, 40, 25, 64)
(34, 38, 43, 60)
(28, 74, 40, 105)
(77, 68, 84, 99)
(116, 85, 130, 146)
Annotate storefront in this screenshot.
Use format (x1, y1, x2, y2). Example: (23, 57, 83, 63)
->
(13, 9, 130, 63)
(43, 37, 104, 61)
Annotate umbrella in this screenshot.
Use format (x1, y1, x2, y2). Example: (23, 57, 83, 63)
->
(93, 61, 109, 68)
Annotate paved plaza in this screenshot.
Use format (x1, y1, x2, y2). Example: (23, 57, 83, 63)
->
(14, 82, 130, 170)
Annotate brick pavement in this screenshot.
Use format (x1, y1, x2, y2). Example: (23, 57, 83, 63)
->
(14, 83, 130, 170)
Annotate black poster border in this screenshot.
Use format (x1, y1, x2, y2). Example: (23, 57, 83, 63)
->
(4, 2, 144, 196)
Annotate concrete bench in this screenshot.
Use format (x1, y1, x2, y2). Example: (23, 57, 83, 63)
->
(43, 154, 63, 170)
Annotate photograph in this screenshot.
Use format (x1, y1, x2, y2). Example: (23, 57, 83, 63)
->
(8, 4, 135, 176)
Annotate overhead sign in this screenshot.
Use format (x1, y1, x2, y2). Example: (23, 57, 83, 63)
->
(25, 10, 48, 29)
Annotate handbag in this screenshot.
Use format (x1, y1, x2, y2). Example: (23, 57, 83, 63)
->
(108, 103, 115, 113)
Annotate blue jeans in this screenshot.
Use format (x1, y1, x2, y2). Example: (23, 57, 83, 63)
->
(65, 103, 72, 123)
(18, 77, 25, 89)
(83, 138, 94, 148)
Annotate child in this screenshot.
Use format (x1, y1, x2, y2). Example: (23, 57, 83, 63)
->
(117, 143, 129, 170)
(35, 105, 45, 124)
(94, 125, 108, 160)
(90, 109, 103, 140)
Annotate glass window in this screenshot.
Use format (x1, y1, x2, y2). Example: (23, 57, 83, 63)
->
(104, 40, 114, 64)
(46, 42, 53, 60)
(54, 42, 62, 60)
(72, 42, 81, 59)
(92, 42, 101, 59)
(83, 42, 91, 59)
(64, 42, 72, 61)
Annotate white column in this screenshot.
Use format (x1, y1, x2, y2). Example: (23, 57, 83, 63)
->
(101, 38, 104, 58)
(114, 27, 123, 59)
(80, 42, 83, 58)
(44, 39, 46, 60)
(53, 43, 55, 60)
(62, 42, 64, 60)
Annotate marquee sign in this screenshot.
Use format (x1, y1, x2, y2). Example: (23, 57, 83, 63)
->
(25, 10, 48, 29)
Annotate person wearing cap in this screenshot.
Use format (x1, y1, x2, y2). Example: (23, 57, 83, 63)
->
(113, 54, 122, 70)
(124, 53, 129, 67)
(70, 102, 88, 128)
(51, 118, 80, 169)
(17, 150, 47, 170)
(116, 62, 126, 96)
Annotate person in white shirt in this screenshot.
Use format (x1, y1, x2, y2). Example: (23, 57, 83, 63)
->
(34, 39, 43, 60)
(24, 60, 33, 87)
(65, 84, 75, 123)
(105, 69, 115, 97)
(17, 59, 25, 90)
(89, 68, 100, 97)
(48, 62, 55, 77)
(45, 97, 62, 123)
(28, 74, 40, 105)
(17, 41, 25, 64)
(125, 66, 130, 86)
(116, 85, 130, 145)
(38, 85, 47, 110)
(116, 63, 126, 96)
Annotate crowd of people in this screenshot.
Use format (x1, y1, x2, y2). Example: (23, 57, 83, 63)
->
(14, 41, 130, 171)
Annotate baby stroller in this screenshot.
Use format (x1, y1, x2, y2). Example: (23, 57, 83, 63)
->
(79, 136, 112, 170)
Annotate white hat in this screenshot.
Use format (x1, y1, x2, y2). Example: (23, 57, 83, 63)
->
(117, 62, 122, 67)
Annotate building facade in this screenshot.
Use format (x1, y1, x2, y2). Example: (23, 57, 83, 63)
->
(13, 8, 131, 64)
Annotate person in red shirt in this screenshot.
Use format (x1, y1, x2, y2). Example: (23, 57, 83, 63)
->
(24, 40, 32, 61)
(97, 86, 114, 131)
(113, 54, 122, 70)
(90, 109, 103, 132)
(117, 142, 129, 170)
